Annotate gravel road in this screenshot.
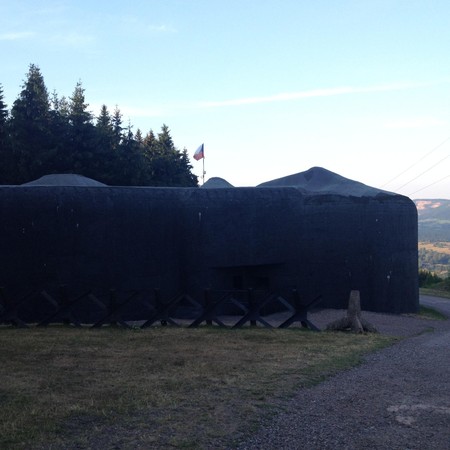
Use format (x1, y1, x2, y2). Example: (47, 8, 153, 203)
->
(235, 296, 450, 450)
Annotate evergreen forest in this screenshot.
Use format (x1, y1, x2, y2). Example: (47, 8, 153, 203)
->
(0, 64, 198, 187)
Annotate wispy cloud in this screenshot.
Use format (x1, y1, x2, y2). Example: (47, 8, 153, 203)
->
(0, 29, 94, 48)
(99, 81, 448, 122)
(197, 81, 441, 108)
(384, 117, 447, 129)
(110, 105, 169, 119)
(0, 31, 35, 41)
(119, 15, 177, 36)
(48, 32, 95, 47)
(146, 24, 177, 33)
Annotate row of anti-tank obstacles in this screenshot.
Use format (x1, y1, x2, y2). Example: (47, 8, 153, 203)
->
(0, 286, 322, 330)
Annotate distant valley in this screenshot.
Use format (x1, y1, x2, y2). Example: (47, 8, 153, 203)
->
(415, 199, 450, 242)
(415, 199, 450, 276)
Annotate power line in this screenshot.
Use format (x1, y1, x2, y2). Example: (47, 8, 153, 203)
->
(394, 151, 450, 191)
(408, 173, 450, 197)
(380, 136, 450, 188)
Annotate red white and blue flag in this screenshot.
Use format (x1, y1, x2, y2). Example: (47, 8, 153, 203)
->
(193, 143, 204, 161)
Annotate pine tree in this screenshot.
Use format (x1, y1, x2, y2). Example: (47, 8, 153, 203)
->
(67, 81, 97, 178)
(0, 84, 8, 147)
(96, 104, 112, 131)
(94, 104, 120, 183)
(2, 65, 199, 186)
(51, 92, 70, 117)
(9, 64, 52, 182)
(135, 128, 143, 145)
(0, 84, 13, 183)
(143, 129, 157, 151)
(115, 121, 147, 185)
(156, 125, 198, 186)
(111, 106, 123, 148)
(48, 91, 71, 173)
(140, 125, 198, 186)
(178, 148, 199, 186)
(157, 123, 176, 154)
(69, 81, 92, 128)
(0, 84, 8, 130)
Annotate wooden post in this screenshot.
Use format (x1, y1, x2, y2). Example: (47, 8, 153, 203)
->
(347, 290, 364, 333)
(326, 290, 378, 333)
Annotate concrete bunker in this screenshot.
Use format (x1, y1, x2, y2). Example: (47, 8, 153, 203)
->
(0, 167, 418, 318)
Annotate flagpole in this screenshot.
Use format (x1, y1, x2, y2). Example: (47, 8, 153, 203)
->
(193, 143, 206, 185)
(202, 150, 205, 185)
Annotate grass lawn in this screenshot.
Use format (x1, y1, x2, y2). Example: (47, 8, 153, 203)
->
(420, 287, 450, 299)
(418, 305, 448, 320)
(0, 326, 395, 449)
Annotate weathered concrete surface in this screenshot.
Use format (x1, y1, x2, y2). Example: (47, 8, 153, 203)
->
(0, 168, 419, 318)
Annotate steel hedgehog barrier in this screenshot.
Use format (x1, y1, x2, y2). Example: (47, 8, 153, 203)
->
(0, 286, 321, 330)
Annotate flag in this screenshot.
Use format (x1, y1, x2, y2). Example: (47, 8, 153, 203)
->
(193, 143, 204, 161)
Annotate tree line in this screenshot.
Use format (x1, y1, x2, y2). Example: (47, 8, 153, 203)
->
(419, 269, 450, 291)
(418, 247, 450, 276)
(0, 64, 198, 187)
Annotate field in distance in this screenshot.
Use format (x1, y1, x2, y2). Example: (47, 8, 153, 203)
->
(419, 241, 450, 255)
(418, 241, 450, 277)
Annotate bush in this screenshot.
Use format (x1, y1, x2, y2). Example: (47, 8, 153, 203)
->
(438, 276, 450, 292)
(418, 269, 443, 288)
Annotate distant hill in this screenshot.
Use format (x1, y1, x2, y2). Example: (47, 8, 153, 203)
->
(414, 199, 450, 242)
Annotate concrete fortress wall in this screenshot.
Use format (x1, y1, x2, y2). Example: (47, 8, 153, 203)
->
(0, 168, 419, 314)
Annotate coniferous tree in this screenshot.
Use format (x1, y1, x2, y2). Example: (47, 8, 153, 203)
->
(143, 129, 157, 150)
(67, 81, 97, 177)
(142, 129, 160, 183)
(140, 125, 198, 186)
(0, 84, 8, 131)
(115, 121, 147, 185)
(94, 104, 121, 183)
(96, 104, 112, 131)
(135, 128, 143, 145)
(49, 91, 71, 173)
(1, 65, 199, 186)
(111, 106, 123, 148)
(154, 124, 181, 185)
(155, 125, 198, 186)
(9, 64, 52, 182)
(95, 104, 114, 153)
(0, 84, 13, 183)
(69, 81, 92, 128)
(157, 124, 175, 153)
(178, 148, 198, 186)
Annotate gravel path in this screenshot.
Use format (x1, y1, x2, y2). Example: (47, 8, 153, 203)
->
(235, 296, 450, 450)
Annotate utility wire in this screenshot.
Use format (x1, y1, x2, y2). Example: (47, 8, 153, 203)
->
(380, 136, 450, 188)
(408, 173, 450, 197)
(394, 152, 450, 191)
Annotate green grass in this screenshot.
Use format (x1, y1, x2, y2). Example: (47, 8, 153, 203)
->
(0, 326, 395, 449)
(420, 287, 450, 299)
(418, 305, 448, 321)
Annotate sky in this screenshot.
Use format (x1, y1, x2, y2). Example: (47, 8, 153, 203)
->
(1, 0, 449, 199)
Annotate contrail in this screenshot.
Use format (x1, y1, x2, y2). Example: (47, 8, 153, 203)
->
(197, 81, 443, 108)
